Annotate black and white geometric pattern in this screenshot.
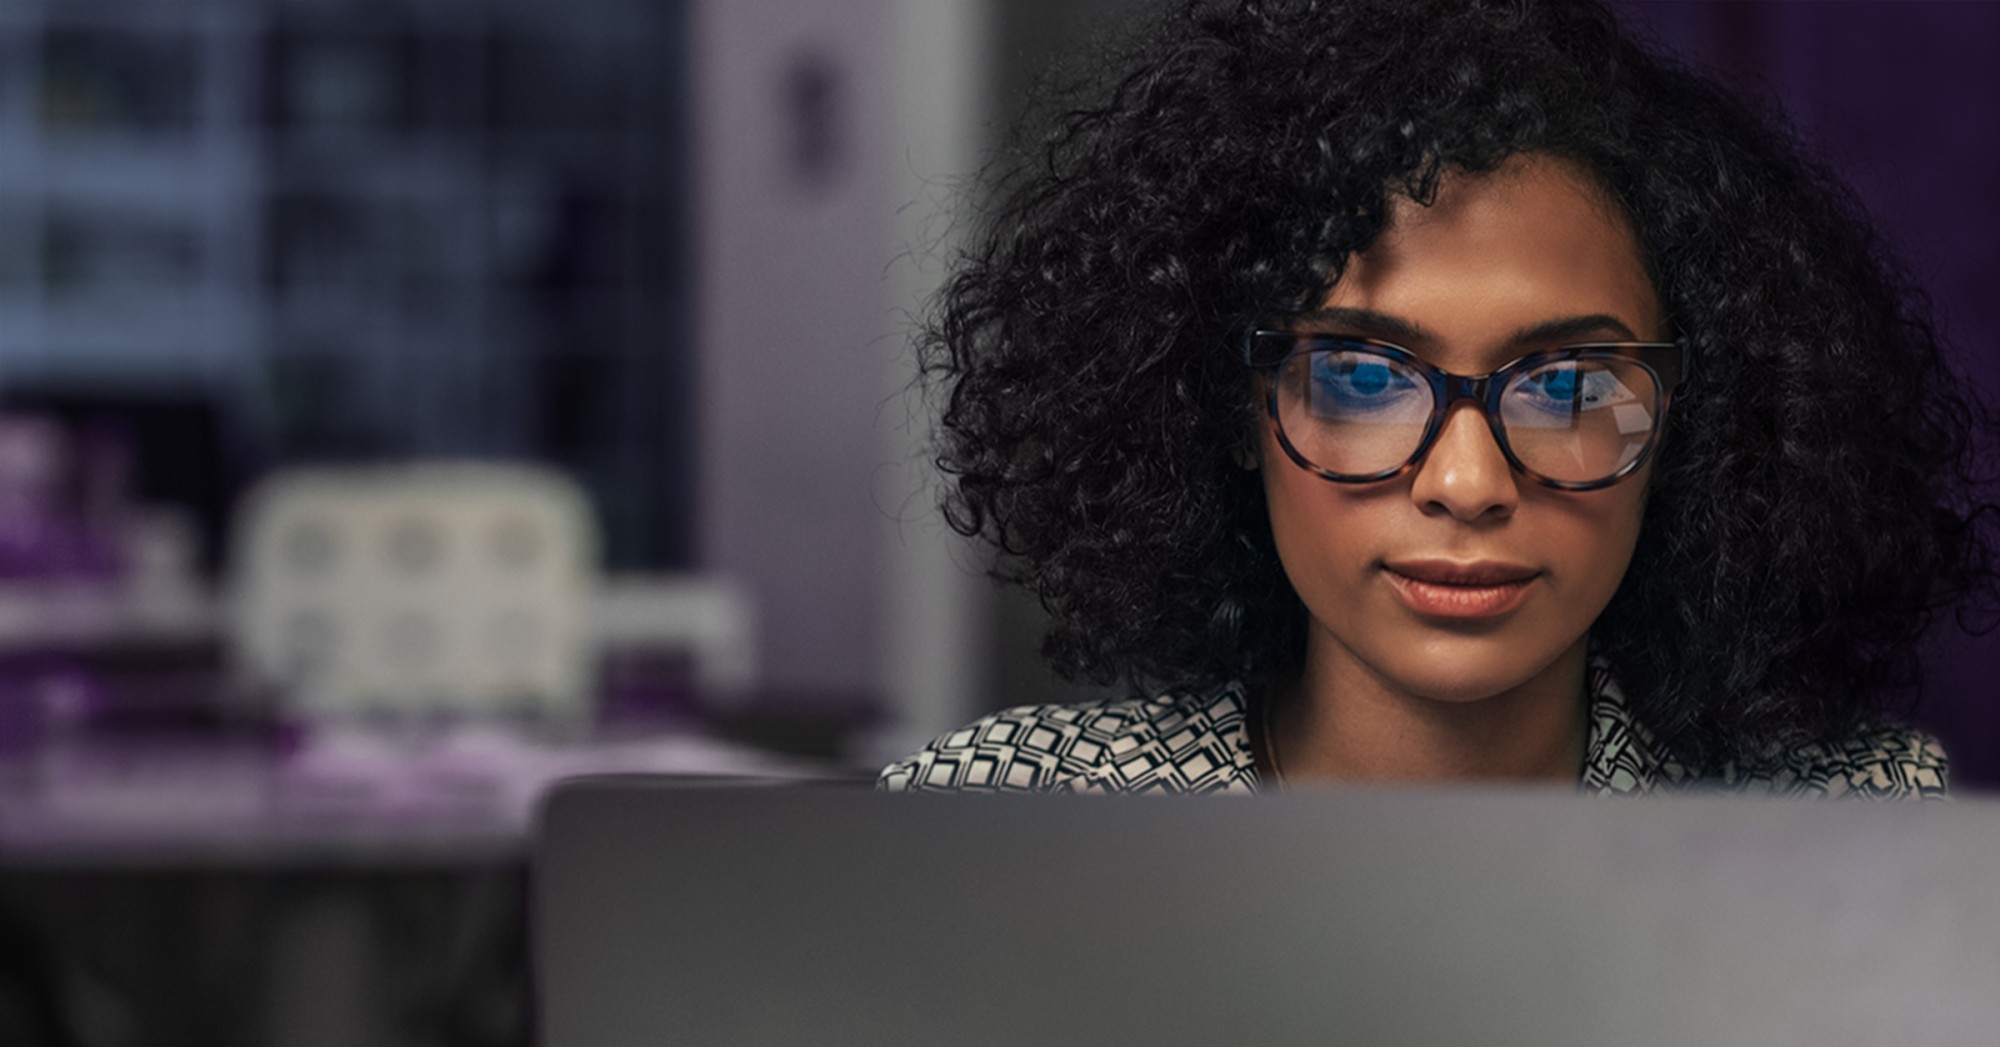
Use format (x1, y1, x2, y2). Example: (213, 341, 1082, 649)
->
(878, 662, 1950, 799)
(877, 692, 1258, 795)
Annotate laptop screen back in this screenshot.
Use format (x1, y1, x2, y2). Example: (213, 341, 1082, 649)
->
(535, 781, 2000, 1046)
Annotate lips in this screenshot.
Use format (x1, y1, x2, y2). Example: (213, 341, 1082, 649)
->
(1381, 558, 1541, 618)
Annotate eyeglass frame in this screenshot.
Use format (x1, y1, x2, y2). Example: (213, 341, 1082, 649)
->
(1243, 330, 1692, 492)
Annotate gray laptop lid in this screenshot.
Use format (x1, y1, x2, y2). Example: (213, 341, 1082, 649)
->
(535, 780, 2000, 1046)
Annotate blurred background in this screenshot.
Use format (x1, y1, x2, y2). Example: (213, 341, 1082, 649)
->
(0, 1, 1991, 1044)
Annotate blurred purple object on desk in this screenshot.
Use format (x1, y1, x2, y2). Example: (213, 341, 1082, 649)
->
(0, 413, 128, 770)
(0, 659, 53, 766)
(0, 414, 127, 582)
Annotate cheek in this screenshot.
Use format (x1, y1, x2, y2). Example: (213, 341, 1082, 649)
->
(1261, 431, 1323, 571)
(1258, 428, 1387, 582)
(1541, 478, 1649, 600)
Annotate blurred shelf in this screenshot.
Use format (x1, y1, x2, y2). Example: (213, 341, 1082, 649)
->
(0, 582, 222, 651)
(0, 576, 755, 694)
(0, 0, 692, 571)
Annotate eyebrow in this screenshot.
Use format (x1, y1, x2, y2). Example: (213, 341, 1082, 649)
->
(1290, 307, 1643, 347)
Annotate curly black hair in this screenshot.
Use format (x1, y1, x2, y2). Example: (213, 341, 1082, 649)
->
(923, 0, 1999, 770)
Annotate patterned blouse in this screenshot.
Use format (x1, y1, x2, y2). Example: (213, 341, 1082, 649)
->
(878, 665, 1950, 798)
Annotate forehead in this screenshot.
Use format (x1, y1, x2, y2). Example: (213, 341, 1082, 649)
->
(1319, 155, 1664, 360)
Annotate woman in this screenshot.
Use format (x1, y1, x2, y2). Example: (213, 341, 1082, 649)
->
(879, 0, 1995, 796)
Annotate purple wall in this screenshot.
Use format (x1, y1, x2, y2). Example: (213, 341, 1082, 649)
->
(694, 0, 894, 703)
(1618, 1, 2000, 787)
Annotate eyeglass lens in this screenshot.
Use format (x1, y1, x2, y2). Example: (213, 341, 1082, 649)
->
(1275, 348, 1660, 484)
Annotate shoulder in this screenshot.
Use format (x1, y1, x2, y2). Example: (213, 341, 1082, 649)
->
(1710, 723, 1951, 800)
(1583, 661, 1949, 800)
(876, 683, 1259, 794)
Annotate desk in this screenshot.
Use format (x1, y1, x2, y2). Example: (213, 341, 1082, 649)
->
(0, 568, 842, 1045)
(0, 729, 865, 1047)
(2, 726, 858, 866)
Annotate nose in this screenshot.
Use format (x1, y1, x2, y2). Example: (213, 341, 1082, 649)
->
(1409, 401, 1519, 522)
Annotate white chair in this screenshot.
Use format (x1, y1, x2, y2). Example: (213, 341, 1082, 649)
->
(228, 463, 600, 725)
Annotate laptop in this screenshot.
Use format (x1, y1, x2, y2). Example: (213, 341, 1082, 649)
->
(535, 779, 2000, 1046)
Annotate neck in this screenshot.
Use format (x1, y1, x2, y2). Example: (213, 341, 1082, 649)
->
(1266, 633, 1591, 785)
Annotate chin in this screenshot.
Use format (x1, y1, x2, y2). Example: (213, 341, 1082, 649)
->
(1363, 634, 1579, 705)
(1394, 670, 1538, 704)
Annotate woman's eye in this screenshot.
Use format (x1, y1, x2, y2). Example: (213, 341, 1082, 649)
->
(1520, 367, 1584, 409)
(1523, 364, 1622, 407)
(1527, 366, 1582, 402)
(1517, 363, 1639, 415)
(1311, 356, 1414, 404)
